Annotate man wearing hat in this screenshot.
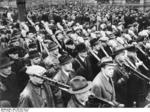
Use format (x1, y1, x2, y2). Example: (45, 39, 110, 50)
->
(18, 65, 55, 107)
(43, 41, 61, 78)
(114, 46, 148, 107)
(72, 43, 93, 81)
(89, 38, 102, 79)
(67, 76, 93, 107)
(0, 56, 19, 107)
(92, 57, 124, 107)
(53, 54, 75, 107)
(29, 49, 43, 66)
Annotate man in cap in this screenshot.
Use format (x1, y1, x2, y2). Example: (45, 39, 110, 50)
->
(72, 43, 93, 81)
(0, 56, 19, 107)
(67, 76, 93, 107)
(18, 65, 55, 107)
(53, 54, 75, 107)
(92, 57, 124, 107)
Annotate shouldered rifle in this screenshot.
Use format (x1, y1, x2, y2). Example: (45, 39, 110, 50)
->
(29, 74, 70, 92)
(123, 63, 150, 82)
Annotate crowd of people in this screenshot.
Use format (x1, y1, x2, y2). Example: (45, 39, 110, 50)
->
(1, 2, 150, 108)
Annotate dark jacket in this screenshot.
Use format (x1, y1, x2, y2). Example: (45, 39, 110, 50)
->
(88, 52, 100, 79)
(0, 73, 19, 107)
(18, 81, 55, 107)
(72, 56, 93, 81)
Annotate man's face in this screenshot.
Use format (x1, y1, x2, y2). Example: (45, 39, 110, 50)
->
(51, 48, 61, 58)
(11, 41, 20, 46)
(76, 29, 81, 34)
(63, 62, 73, 72)
(30, 75, 44, 85)
(79, 51, 88, 59)
(57, 33, 64, 41)
(94, 43, 101, 51)
(31, 57, 41, 65)
(9, 53, 19, 60)
(27, 33, 35, 38)
(75, 90, 92, 105)
(102, 65, 115, 78)
(0, 66, 12, 77)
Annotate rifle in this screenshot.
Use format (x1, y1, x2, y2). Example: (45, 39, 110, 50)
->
(29, 74, 70, 92)
(86, 95, 118, 107)
(123, 63, 150, 82)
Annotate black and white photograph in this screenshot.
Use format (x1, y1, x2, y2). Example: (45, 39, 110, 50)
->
(0, 0, 150, 109)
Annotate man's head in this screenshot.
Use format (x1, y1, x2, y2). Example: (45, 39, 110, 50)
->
(29, 50, 42, 65)
(0, 57, 14, 77)
(99, 57, 117, 78)
(69, 76, 93, 105)
(4, 47, 21, 60)
(47, 41, 60, 57)
(26, 65, 47, 85)
(59, 54, 73, 73)
(76, 43, 88, 59)
(9, 37, 20, 47)
(55, 30, 64, 41)
(90, 38, 101, 51)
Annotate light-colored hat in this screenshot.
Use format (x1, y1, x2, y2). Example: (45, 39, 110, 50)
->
(98, 56, 117, 67)
(138, 30, 149, 37)
(26, 65, 47, 76)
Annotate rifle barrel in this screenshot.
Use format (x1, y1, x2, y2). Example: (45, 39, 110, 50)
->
(30, 74, 70, 89)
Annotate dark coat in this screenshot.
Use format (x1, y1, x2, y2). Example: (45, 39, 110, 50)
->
(18, 81, 55, 107)
(67, 96, 85, 108)
(0, 73, 19, 107)
(88, 52, 100, 79)
(72, 56, 93, 81)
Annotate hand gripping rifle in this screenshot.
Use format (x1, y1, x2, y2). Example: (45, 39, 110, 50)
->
(86, 95, 118, 107)
(29, 74, 70, 93)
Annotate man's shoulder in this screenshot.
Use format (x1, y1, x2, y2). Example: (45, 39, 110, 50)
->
(93, 72, 103, 85)
(20, 82, 32, 98)
(53, 71, 62, 81)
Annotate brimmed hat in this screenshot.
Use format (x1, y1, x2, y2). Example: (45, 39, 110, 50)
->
(68, 76, 92, 94)
(55, 30, 63, 36)
(98, 57, 117, 68)
(47, 41, 58, 52)
(9, 37, 20, 44)
(99, 36, 109, 42)
(26, 65, 46, 76)
(112, 45, 135, 56)
(59, 54, 73, 65)
(29, 50, 41, 59)
(76, 43, 87, 53)
(3, 46, 21, 56)
(0, 56, 14, 69)
(28, 42, 37, 50)
(90, 38, 100, 47)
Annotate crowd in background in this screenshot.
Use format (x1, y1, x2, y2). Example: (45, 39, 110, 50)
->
(1, 2, 150, 108)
